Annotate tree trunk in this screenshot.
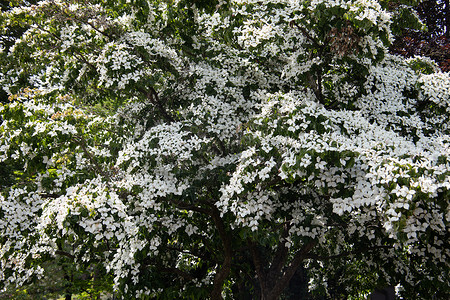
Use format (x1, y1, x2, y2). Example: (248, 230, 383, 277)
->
(445, 0, 450, 37)
(251, 241, 317, 300)
(210, 207, 233, 300)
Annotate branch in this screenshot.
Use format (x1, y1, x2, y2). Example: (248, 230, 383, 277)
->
(136, 86, 174, 123)
(289, 21, 331, 106)
(40, 193, 62, 199)
(214, 136, 227, 156)
(62, 9, 115, 41)
(55, 250, 75, 260)
(291, 21, 322, 49)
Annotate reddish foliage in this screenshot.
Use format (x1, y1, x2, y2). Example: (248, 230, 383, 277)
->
(390, 32, 450, 72)
(389, 0, 450, 72)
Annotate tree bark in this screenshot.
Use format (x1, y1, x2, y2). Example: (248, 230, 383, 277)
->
(265, 241, 317, 300)
(249, 238, 317, 300)
(210, 207, 233, 300)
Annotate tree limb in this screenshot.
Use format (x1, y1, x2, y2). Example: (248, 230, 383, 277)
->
(136, 86, 174, 123)
(55, 250, 75, 260)
(291, 21, 322, 49)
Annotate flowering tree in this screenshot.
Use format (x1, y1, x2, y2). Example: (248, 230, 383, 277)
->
(1, 0, 449, 299)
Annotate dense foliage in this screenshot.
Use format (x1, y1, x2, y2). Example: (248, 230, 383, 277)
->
(0, 0, 449, 299)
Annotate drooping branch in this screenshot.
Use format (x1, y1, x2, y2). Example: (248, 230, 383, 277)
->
(35, 24, 98, 72)
(37, 12, 175, 123)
